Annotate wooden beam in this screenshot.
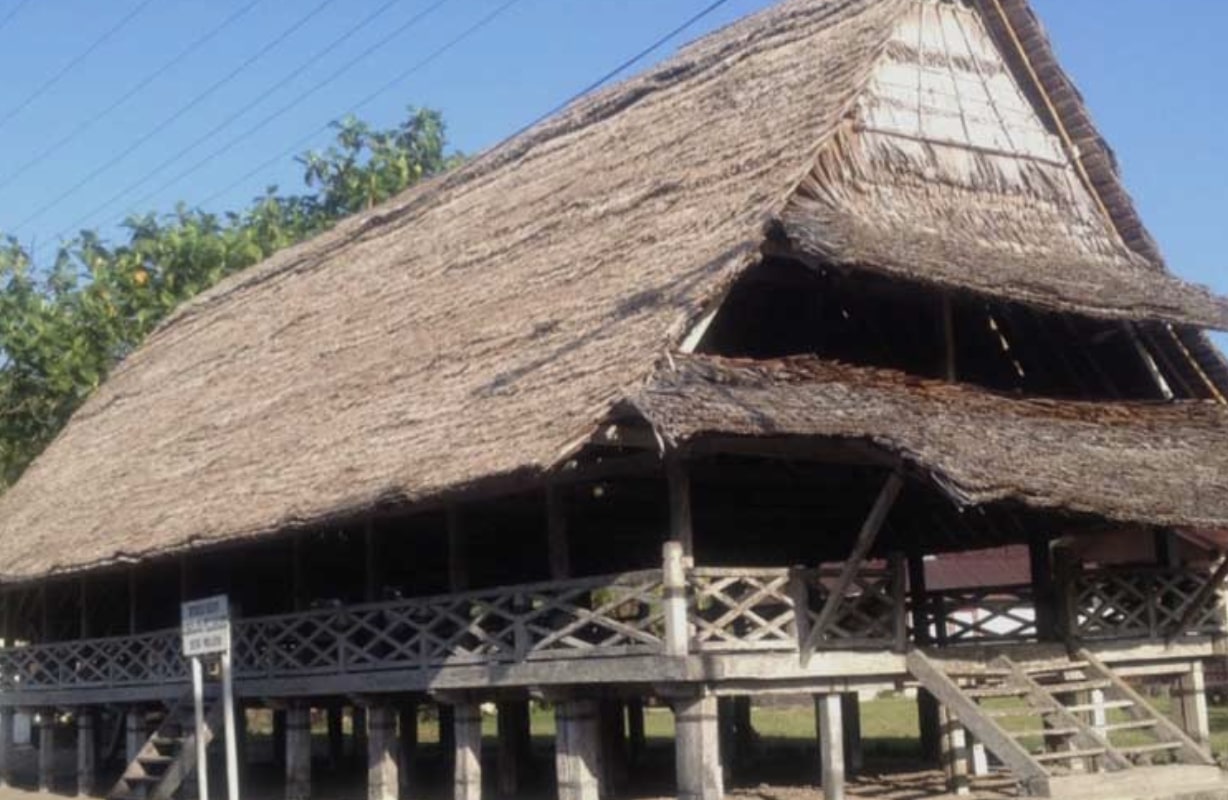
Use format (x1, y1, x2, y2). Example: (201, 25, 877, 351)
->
(546, 485, 570, 581)
(447, 508, 468, 593)
(801, 473, 903, 661)
(1123, 323, 1174, 400)
(667, 458, 694, 558)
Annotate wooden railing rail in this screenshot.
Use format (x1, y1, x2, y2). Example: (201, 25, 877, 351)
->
(916, 584, 1039, 645)
(1070, 565, 1227, 642)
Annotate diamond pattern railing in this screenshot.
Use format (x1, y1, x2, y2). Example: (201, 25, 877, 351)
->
(1072, 566, 1227, 642)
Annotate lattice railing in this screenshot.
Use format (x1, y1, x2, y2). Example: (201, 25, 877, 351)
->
(688, 568, 798, 653)
(920, 584, 1038, 644)
(1072, 566, 1227, 642)
(796, 562, 906, 650)
(0, 571, 667, 692)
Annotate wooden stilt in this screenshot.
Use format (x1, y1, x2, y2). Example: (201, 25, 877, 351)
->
(273, 709, 287, 766)
(497, 700, 530, 798)
(125, 709, 144, 764)
(439, 704, 456, 755)
(0, 707, 12, 788)
(674, 695, 722, 800)
(626, 699, 645, 764)
(816, 695, 844, 800)
(598, 699, 627, 799)
(453, 703, 483, 800)
(841, 693, 862, 777)
(399, 705, 418, 799)
(732, 697, 754, 760)
(667, 458, 695, 558)
(235, 702, 249, 776)
(917, 690, 942, 765)
(353, 706, 369, 760)
(1178, 661, 1211, 749)
(39, 713, 55, 793)
(940, 706, 970, 796)
(367, 705, 399, 800)
(717, 698, 736, 781)
(328, 705, 344, 768)
(556, 699, 601, 800)
(77, 709, 96, 797)
(285, 705, 312, 800)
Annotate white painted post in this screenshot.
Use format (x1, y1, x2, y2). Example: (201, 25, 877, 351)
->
(367, 705, 399, 800)
(816, 695, 844, 800)
(285, 706, 312, 800)
(126, 709, 145, 764)
(1178, 661, 1211, 749)
(77, 709, 96, 797)
(555, 699, 601, 800)
(222, 652, 240, 800)
(192, 656, 210, 800)
(663, 542, 689, 658)
(674, 695, 722, 800)
(940, 707, 970, 797)
(1090, 688, 1108, 735)
(453, 704, 483, 800)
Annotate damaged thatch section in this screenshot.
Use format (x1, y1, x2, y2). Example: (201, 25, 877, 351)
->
(0, 0, 1223, 580)
(633, 354, 1228, 530)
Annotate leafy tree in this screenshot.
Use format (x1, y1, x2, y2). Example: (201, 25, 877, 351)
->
(0, 107, 459, 488)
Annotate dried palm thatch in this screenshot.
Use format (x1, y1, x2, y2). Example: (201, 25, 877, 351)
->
(0, 0, 1223, 580)
(633, 354, 1228, 529)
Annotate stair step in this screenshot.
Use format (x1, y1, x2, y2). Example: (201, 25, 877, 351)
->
(1121, 742, 1183, 756)
(125, 775, 162, 784)
(1025, 661, 1089, 675)
(1013, 727, 1079, 738)
(984, 707, 1053, 719)
(1034, 747, 1105, 763)
(150, 735, 184, 746)
(1103, 720, 1158, 733)
(967, 685, 1029, 699)
(1066, 700, 1132, 714)
(1044, 679, 1112, 694)
(138, 754, 174, 766)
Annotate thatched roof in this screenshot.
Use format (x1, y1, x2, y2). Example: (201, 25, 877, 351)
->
(633, 354, 1228, 530)
(0, 0, 1224, 580)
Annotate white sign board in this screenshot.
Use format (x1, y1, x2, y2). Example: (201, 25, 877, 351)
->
(182, 595, 231, 657)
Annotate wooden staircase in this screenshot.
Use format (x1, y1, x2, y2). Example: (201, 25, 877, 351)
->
(107, 697, 223, 800)
(907, 649, 1225, 798)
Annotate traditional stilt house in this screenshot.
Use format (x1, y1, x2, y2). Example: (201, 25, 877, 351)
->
(1, 0, 1227, 798)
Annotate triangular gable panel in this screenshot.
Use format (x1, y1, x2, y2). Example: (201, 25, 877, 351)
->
(778, 0, 1228, 330)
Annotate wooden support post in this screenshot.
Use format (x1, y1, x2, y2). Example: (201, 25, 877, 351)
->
(447, 509, 469, 593)
(273, 709, 287, 766)
(803, 473, 903, 661)
(399, 705, 419, 799)
(663, 541, 689, 658)
(1028, 534, 1056, 641)
(368, 705, 399, 800)
(364, 522, 381, 603)
(353, 706, 369, 761)
(39, 713, 55, 793)
(717, 698, 736, 780)
(674, 695, 722, 800)
(0, 708, 12, 788)
(907, 549, 931, 645)
(328, 705, 344, 768)
(1089, 688, 1108, 735)
(598, 699, 628, 799)
(79, 579, 90, 640)
(497, 700, 531, 798)
(917, 690, 942, 765)
(940, 706, 970, 797)
(285, 705, 312, 800)
(453, 703, 483, 800)
(291, 535, 305, 612)
(626, 699, 645, 764)
(235, 702, 249, 776)
(77, 708, 96, 797)
(1177, 661, 1211, 749)
(128, 567, 138, 634)
(841, 693, 862, 777)
(667, 458, 694, 558)
(125, 709, 144, 764)
(816, 695, 844, 800)
(732, 697, 755, 763)
(439, 704, 456, 755)
(556, 699, 602, 800)
(546, 485, 571, 580)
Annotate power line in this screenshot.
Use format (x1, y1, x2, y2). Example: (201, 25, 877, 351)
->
(68, 0, 445, 234)
(12, 0, 340, 235)
(202, 0, 725, 214)
(0, 0, 157, 133)
(518, 0, 735, 136)
(0, 0, 267, 192)
(191, 0, 524, 211)
(0, 0, 32, 35)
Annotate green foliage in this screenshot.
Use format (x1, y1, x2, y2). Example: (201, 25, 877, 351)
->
(0, 108, 459, 488)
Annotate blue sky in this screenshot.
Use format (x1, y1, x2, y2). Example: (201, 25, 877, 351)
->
(0, 0, 1223, 305)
